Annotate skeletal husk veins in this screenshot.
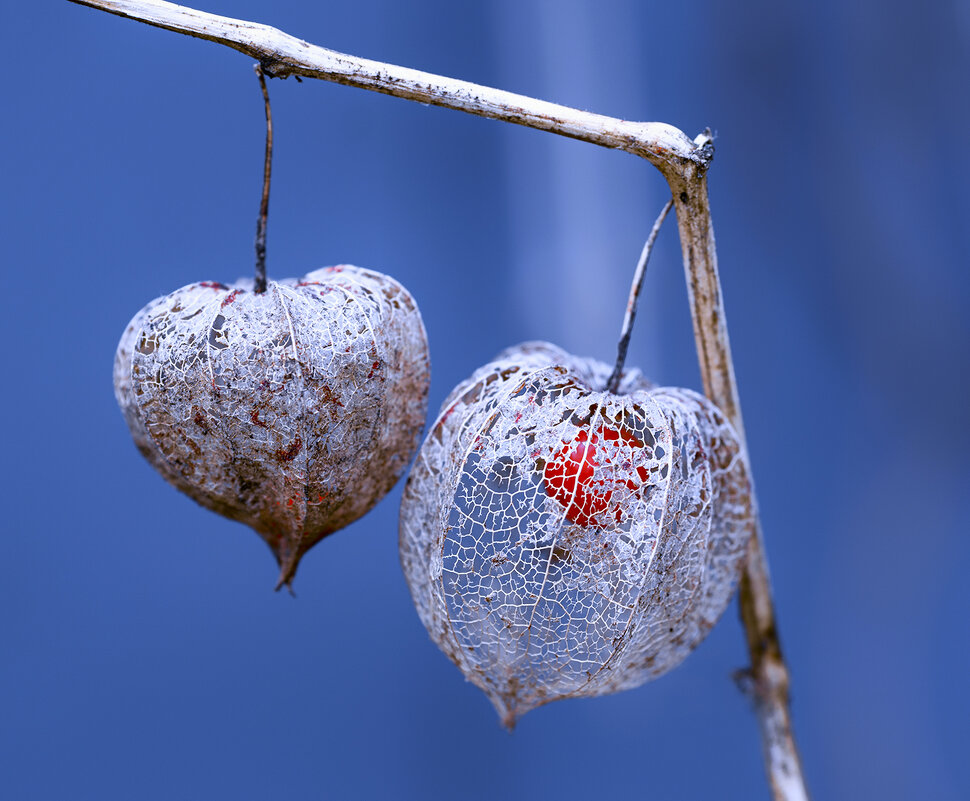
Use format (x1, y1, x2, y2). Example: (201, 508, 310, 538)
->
(399, 342, 753, 727)
(115, 265, 429, 589)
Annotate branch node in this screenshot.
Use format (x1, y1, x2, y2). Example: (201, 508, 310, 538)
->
(732, 666, 757, 698)
(692, 128, 716, 172)
(259, 57, 289, 80)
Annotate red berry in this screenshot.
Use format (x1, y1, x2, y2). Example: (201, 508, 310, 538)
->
(543, 424, 649, 527)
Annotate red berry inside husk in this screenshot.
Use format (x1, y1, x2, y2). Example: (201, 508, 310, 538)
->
(543, 424, 650, 527)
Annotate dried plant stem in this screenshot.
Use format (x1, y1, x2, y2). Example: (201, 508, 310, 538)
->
(67, 1, 808, 797)
(606, 198, 674, 394)
(665, 146, 808, 801)
(253, 63, 272, 295)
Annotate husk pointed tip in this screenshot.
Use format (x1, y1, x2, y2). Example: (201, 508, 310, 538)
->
(273, 572, 297, 596)
(271, 542, 302, 594)
(490, 695, 520, 732)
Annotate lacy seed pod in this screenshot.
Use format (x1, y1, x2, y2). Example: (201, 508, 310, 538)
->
(115, 265, 429, 589)
(399, 342, 753, 727)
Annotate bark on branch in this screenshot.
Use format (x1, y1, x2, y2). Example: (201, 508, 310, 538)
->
(67, 1, 808, 798)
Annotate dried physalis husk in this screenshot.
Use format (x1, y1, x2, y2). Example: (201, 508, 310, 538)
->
(399, 341, 753, 727)
(115, 265, 429, 589)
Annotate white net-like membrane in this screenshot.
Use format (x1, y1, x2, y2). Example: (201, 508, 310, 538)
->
(399, 342, 753, 726)
(115, 265, 429, 589)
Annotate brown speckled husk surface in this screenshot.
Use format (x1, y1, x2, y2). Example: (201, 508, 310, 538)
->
(115, 265, 429, 588)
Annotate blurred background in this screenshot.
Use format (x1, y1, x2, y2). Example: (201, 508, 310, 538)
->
(3, 1, 968, 799)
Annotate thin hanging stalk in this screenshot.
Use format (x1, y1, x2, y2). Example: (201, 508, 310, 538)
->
(253, 63, 273, 294)
(66, 2, 809, 797)
(606, 198, 674, 394)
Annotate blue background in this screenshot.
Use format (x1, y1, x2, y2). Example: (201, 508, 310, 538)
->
(3, 2, 968, 799)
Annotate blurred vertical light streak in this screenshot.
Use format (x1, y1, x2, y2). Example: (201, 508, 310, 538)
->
(488, 0, 663, 371)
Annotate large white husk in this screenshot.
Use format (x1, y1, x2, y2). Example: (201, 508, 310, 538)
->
(399, 342, 753, 726)
(115, 265, 429, 588)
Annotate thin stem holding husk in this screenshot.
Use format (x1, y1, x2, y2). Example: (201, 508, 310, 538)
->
(605, 198, 674, 394)
(253, 62, 272, 294)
